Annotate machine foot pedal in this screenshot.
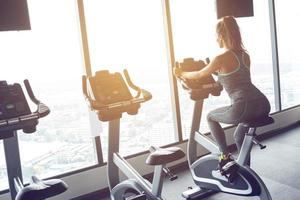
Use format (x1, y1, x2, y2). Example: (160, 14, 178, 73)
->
(182, 186, 216, 199)
(126, 194, 147, 200)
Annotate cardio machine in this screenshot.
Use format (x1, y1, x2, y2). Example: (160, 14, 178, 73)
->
(176, 58, 273, 200)
(82, 70, 185, 200)
(0, 80, 68, 200)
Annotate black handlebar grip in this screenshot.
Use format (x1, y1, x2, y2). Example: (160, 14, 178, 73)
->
(24, 79, 40, 104)
(205, 57, 210, 64)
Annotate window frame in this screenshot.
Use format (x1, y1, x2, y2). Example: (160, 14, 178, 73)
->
(76, 0, 296, 165)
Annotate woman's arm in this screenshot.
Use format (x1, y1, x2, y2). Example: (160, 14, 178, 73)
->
(180, 56, 222, 80)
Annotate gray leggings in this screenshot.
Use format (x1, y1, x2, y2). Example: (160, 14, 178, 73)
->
(207, 98, 270, 154)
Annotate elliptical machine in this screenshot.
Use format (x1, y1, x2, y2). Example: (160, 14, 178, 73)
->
(82, 70, 185, 200)
(175, 58, 273, 200)
(0, 80, 68, 200)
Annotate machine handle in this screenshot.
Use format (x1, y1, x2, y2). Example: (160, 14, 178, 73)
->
(24, 79, 40, 104)
(88, 94, 150, 112)
(81, 75, 101, 110)
(123, 69, 152, 101)
(36, 103, 50, 118)
(123, 69, 141, 98)
(24, 79, 50, 118)
(82, 70, 151, 112)
(140, 89, 152, 101)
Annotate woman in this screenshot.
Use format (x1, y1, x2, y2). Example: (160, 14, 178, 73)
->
(174, 16, 270, 173)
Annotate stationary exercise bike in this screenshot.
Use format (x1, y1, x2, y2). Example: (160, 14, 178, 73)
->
(175, 58, 273, 200)
(82, 70, 185, 200)
(0, 80, 68, 200)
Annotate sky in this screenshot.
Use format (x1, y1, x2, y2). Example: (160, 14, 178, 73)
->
(0, 0, 299, 83)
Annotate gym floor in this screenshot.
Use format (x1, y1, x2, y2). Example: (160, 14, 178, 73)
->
(93, 122, 300, 200)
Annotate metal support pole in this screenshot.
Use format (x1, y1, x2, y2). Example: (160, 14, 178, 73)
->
(188, 100, 204, 165)
(3, 132, 23, 200)
(77, 0, 92, 76)
(161, 0, 183, 141)
(152, 165, 165, 198)
(268, 0, 282, 111)
(107, 119, 121, 190)
(237, 128, 256, 166)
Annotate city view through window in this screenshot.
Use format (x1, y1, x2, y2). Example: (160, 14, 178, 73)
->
(275, 0, 300, 109)
(1, 0, 299, 192)
(0, 0, 97, 190)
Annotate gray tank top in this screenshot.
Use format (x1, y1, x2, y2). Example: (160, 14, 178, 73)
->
(217, 50, 265, 102)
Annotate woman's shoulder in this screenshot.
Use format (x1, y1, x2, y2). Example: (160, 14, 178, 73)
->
(217, 49, 250, 59)
(214, 50, 233, 62)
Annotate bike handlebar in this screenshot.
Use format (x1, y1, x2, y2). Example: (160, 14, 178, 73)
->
(24, 79, 50, 118)
(82, 70, 152, 112)
(0, 80, 50, 135)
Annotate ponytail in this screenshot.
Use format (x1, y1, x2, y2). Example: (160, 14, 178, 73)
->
(216, 16, 246, 51)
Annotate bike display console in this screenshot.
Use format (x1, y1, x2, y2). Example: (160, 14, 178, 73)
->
(83, 69, 152, 122)
(0, 81, 41, 139)
(175, 58, 223, 100)
(0, 81, 31, 120)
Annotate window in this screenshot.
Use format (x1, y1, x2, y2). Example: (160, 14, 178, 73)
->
(170, 0, 275, 139)
(238, 0, 275, 112)
(83, 0, 175, 157)
(0, 0, 97, 183)
(275, 0, 300, 109)
(170, 0, 230, 139)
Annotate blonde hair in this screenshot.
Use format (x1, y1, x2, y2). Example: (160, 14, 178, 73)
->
(216, 16, 246, 51)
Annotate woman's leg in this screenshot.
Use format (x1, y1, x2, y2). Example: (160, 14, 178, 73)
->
(207, 101, 246, 155)
(233, 123, 249, 152)
(207, 114, 228, 154)
(207, 103, 247, 178)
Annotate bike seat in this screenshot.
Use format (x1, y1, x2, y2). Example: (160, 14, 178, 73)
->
(146, 147, 185, 165)
(15, 176, 68, 200)
(243, 116, 274, 128)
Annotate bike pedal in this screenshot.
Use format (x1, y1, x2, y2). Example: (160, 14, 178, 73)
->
(221, 161, 239, 176)
(126, 194, 147, 200)
(227, 172, 239, 184)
